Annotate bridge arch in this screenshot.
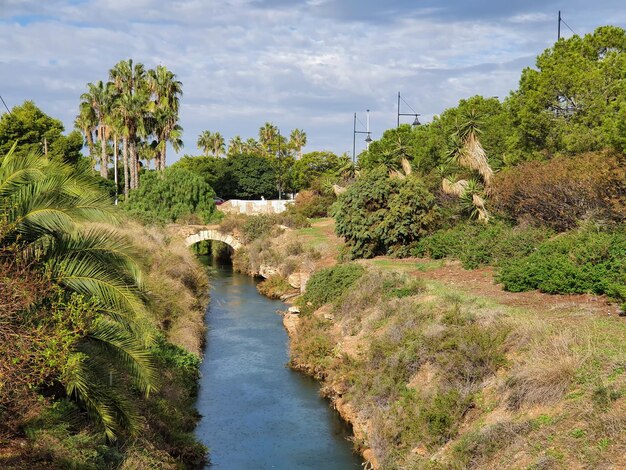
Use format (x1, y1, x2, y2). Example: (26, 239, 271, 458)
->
(184, 228, 242, 251)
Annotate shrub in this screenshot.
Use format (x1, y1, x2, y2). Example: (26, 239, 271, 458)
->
(124, 167, 216, 224)
(414, 221, 552, 269)
(300, 263, 365, 311)
(491, 152, 626, 231)
(257, 275, 292, 299)
(333, 168, 439, 258)
(290, 190, 335, 218)
(498, 225, 626, 304)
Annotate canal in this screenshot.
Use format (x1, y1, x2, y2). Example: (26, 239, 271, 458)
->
(194, 257, 363, 469)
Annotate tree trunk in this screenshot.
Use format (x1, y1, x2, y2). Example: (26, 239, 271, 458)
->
(123, 137, 129, 198)
(129, 139, 138, 189)
(114, 136, 119, 204)
(160, 145, 167, 171)
(100, 126, 108, 179)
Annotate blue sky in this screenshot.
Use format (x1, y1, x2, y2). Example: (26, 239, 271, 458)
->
(1, 0, 625, 161)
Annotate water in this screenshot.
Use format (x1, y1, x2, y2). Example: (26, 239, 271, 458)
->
(195, 258, 363, 470)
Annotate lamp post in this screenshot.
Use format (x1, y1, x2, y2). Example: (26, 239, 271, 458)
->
(352, 109, 372, 163)
(397, 92, 421, 128)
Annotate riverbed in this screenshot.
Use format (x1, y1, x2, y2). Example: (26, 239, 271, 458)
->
(194, 258, 362, 469)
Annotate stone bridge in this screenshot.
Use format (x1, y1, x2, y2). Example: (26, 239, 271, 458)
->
(169, 224, 243, 251)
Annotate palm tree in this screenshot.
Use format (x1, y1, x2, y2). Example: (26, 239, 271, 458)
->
(74, 102, 97, 168)
(0, 145, 156, 439)
(110, 59, 147, 190)
(289, 128, 307, 159)
(80, 81, 112, 179)
(146, 65, 183, 171)
(211, 132, 225, 157)
(259, 122, 278, 154)
(197, 130, 213, 156)
(228, 135, 244, 156)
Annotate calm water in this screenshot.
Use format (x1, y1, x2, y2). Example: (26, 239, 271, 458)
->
(195, 258, 363, 470)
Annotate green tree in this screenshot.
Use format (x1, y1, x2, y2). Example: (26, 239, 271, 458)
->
(291, 151, 343, 191)
(124, 167, 216, 223)
(0, 145, 156, 439)
(0, 101, 82, 164)
(506, 25, 626, 159)
(173, 154, 234, 197)
(225, 154, 278, 199)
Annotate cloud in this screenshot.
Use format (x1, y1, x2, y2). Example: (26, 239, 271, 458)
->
(0, 0, 624, 159)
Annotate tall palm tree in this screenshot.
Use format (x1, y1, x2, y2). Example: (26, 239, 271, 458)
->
(110, 59, 147, 190)
(74, 102, 97, 168)
(259, 122, 278, 155)
(197, 130, 213, 156)
(80, 81, 112, 179)
(146, 65, 183, 171)
(289, 128, 307, 159)
(0, 145, 156, 439)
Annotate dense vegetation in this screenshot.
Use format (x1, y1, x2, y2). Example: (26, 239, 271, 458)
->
(0, 146, 208, 468)
(330, 25, 626, 307)
(124, 166, 217, 224)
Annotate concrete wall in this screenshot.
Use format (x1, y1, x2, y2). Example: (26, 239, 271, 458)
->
(218, 199, 293, 215)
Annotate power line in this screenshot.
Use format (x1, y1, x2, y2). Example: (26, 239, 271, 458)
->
(0, 94, 11, 115)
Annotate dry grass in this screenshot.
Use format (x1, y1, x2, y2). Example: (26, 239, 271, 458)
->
(505, 332, 585, 410)
(116, 220, 208, 356)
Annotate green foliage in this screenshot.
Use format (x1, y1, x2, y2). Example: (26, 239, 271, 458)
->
(414, 221, 553, 269)
(226, 153, 279, 199)
(291, 151, 344, 191)
(257, 275, 292, 299)
(507, 26, 626, 159)
(333, 167, 439, 258)
(172, 154, 235, 197)
(124, 167, 216, 223)
(0, 101, 83, 164)
(498, 225, 626, 304)
(300, 263, 365, 311)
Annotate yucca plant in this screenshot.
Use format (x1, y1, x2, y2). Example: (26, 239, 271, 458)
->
(0, 145, 156, 440)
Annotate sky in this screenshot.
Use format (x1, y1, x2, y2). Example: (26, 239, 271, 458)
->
(1, 0, 625, 162)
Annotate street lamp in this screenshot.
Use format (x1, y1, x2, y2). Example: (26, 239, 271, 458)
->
(352, 109, 372, 163)
(397, 92, 421, 127)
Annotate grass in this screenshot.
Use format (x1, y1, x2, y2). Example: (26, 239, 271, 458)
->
(287, 261, 626, 469)
(364, 258, 445, 273)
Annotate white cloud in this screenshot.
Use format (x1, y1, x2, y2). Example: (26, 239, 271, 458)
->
(0, 0, 623, 158)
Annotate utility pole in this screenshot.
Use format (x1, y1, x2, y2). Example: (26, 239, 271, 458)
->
(558, 10, 561, 40)
(352, 113, 356, 164)
(366, 109, 371, 150)
(397, 92, 401, 127)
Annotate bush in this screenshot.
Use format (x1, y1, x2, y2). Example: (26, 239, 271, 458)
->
(300, 263, 365, 311)
(491, 152, 626, 231)
(290, 190, 335, 218)
(257, 275, 292, 299)
(333, 168, 439, 258)
(414, 221, 552, 269)
(498, 225, 626, 304)
(124, 167, 216, 223)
